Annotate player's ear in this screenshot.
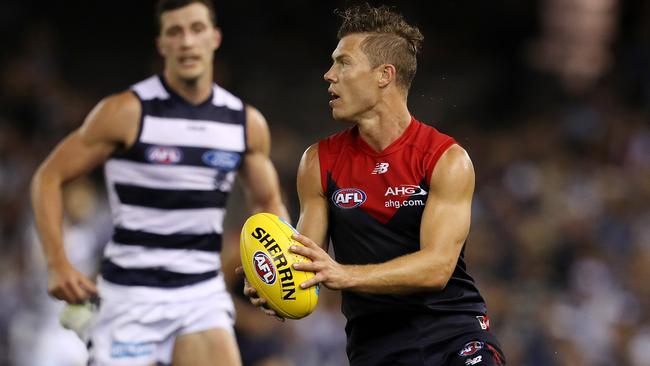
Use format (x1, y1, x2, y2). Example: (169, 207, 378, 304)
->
(156, 36, 165, 57)
(378, 64, 396, 88)
(212, 27, 222, 51)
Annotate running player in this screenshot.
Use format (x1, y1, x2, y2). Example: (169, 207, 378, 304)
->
(30, 1, 288, 365)
(245, 4, 506, 365)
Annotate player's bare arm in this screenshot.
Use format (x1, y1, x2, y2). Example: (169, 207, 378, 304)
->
(295, 143, 329, 249)
(292, 144, 474, 294)
(30, 91, 140, 303)
(237, 105, 290, 316)
(238, 105, 289, 219)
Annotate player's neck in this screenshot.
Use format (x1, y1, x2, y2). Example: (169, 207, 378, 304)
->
(163, 70, 213, 105)
(356, 102, 411, 153)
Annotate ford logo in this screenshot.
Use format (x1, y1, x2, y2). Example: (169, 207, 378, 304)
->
(202, 150, 241, 170)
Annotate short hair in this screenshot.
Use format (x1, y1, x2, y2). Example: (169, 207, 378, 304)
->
(336, 3, 423, 91)
(155, 0, 217, 33)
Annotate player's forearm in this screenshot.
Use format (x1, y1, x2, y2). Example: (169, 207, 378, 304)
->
(30, 169, 68, 269)
(343, 250, 454, 295)
(251, 196, 290, 222)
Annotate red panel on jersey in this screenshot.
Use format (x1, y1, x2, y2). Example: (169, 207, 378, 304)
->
(319, 117, 456, 224)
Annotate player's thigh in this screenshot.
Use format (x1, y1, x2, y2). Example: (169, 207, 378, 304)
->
(172, 328, 242, 366)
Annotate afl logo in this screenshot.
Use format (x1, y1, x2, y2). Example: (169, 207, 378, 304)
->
(459, 341, 484, 356)
(253, 251, 276, 285)
(332, 188, 366, 209)
(202, 150, 241, 170)
(145, 146, 182, 164)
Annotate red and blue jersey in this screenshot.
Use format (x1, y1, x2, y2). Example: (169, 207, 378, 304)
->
(318, 117, 487, 320)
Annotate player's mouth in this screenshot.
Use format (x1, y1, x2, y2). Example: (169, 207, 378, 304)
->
(328, 90, 341, 106)
(179, 55, 201, 67)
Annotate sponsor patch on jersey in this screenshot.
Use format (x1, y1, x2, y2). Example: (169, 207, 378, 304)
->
(202, 150, 241, 170)
(459, 341, 484, 357)
(384, 184, 428, 197)
(253, 251, 277, 284)
(332, 188, 367, 209)
(110, 341, 154, 359)
(465, 355, 483, 365)
(372, 162, 389, 174)
(145, 146, 182, 164)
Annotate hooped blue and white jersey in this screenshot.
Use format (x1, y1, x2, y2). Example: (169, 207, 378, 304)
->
(101, 75, 246, 289)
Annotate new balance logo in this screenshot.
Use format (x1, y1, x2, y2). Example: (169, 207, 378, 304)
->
(372, 162, 389, 174)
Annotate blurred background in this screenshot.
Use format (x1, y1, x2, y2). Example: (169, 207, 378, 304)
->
(1, 0, 649, 365)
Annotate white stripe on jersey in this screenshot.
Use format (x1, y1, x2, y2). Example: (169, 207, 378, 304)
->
(131, 76, 170, 101)
(140, 116, 245, 151)
(105, 160, 218, 191)
(114, 205, 225, 235)
(104, 242, 221, 274)
(212, 85, 244, 110)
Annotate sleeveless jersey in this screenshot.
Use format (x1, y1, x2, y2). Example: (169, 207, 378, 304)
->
(319, 117, 488, 321)
(101, 75, 246, 288)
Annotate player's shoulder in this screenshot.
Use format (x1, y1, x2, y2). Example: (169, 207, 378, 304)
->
(212, 83, 244, 111)
(412, 118, 456, 148)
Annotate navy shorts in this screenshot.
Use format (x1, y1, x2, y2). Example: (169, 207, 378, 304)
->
(345, 312, 505, 366)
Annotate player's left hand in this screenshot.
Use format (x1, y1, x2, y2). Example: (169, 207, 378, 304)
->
(290, 233, 350, 290)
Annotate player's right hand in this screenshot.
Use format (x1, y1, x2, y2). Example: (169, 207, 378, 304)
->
(235, 265, 284, 322)
(47, 261, 98, 304)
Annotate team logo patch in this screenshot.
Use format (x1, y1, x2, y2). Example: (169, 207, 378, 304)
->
(476, 315, 490, 330)
(332, 188, 367, 209)
(459, 341, 484, 356)
(253, 251, 277, 284)
(202, 150, 241, 170)
(145, 146, 182, 164)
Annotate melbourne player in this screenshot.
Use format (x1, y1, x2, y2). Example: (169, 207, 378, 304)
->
(244, 4, 506, 365)
(30, 1, 288, 365)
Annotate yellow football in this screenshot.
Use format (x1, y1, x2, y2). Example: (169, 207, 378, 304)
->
(240, 213, 319, 319)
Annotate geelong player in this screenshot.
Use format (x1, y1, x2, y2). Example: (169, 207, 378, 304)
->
(245, 4, 506, 365)
(30, 0, 288, 365)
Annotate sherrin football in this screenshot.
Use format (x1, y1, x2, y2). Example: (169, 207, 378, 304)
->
(240, 213, 319, 319)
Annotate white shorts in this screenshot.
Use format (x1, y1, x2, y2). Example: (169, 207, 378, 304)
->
(89, 276, 235, 366)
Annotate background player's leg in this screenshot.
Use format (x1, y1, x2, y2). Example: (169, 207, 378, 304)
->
(171, 328, 242, 366)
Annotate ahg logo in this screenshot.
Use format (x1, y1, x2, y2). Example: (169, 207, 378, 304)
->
(385, 185, 428, 197)
(332, 188, 366, 209)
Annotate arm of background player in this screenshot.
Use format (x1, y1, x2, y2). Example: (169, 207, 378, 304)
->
(30, 91, 140, 303)
(238, 105, 289, 220)
(295, 144, 329, 250)
(292, 144, 474, 294)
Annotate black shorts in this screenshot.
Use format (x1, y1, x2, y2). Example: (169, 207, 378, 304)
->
(345, 312, 505, 366)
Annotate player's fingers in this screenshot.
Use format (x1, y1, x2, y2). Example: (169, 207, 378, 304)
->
(292, 261, 318, 272)
(243, 283, 258, 298)
(234, 266, 244, 275)
(250, 296, 267, 307)
(289, 244, 318, 260)
(79, 276, 98, 297)
(49, 287, 65, 301)
(65, 281, 87, 303)
(291, 233, 317, 248)
(300, 274, 323, 289)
